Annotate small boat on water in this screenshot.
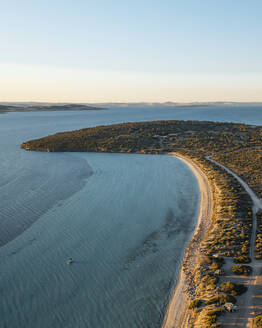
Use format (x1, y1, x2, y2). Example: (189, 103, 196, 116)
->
(66, 258, 73, 265)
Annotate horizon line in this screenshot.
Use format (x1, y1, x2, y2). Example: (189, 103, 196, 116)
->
(1, 101, 262, 105)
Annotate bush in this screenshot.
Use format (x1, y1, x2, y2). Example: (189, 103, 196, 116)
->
(232, 264, 252, 275)
(201, 273, 219, 289)
(214, 256, 225, 265)
(207, 308, 222, 317)
(255, 247, 262, 259)
(189, 299, 202, 309)
(205, 293, 236, 305)
(254, 315, 262, 327)
(210, 262, 221, 271)
(220, 281, 247, 295)
(204, 311, 223, 327)
(209, 257, 225, 271)
(205, 314, 217, 325)
(233, 255, 251, 263)
(200, 255, 212, 265)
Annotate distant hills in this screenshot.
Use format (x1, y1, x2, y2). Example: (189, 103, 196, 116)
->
(1, 101, 262, 114)
(91, 101, 262, 108)
(0, 103, 105, 114)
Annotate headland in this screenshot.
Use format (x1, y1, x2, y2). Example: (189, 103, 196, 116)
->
(21, 120, 262, 327)
(0, 103, 104, 114)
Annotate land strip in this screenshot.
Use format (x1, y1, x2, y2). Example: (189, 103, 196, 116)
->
(21, 120, 262, 327)
(0, 103, 104, 114)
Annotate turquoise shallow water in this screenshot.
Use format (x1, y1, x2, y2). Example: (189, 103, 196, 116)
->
(0, 105, 262, 327)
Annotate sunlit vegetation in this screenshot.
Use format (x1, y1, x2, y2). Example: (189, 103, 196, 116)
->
(198, 159, 252, 259)
(205, 293, 236, 306)
(255, 315, 262, 327)
(220, 281, 247, 296)
(255, 210, 262, 259)
(233, 255, 251, 264)
(189, 299, 202, 309)
(214, 149, 262, 198)
(232, 264, 252, 275)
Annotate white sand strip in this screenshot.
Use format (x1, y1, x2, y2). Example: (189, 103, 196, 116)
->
(162, 153, 212, 328)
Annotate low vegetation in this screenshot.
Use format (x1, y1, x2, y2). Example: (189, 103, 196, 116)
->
(220, 281, 247, 296)
(232, 264, 252, 275)
(189, 299, 202, 309)
(205, 293, 236, 305)
(233, 255, 252, 264)
(255, 315, 262, 327)
(256, 210, 262, 259)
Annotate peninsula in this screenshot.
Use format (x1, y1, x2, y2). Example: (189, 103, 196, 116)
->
(21, 120, 262, 327)
(0, 103, 105, 114)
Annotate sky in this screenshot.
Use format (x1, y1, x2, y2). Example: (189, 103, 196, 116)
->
(0, 0, 262, 103)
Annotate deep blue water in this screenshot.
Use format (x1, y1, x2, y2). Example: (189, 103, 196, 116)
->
(0, 105, 262, 328)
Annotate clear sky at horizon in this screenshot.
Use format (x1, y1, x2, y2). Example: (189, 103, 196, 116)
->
(1, 0, 262, 102)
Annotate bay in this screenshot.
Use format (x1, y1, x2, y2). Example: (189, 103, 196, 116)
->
(0, 104, 261, 327)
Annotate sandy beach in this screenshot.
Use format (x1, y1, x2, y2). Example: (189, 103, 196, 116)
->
(162, 153, 213, 328)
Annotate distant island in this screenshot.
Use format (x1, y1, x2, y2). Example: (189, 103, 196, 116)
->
(21, 120, 262, 327)
(0, 103, 105, 114)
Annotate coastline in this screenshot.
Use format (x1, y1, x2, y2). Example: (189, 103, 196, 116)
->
(162, 153, 213, 328)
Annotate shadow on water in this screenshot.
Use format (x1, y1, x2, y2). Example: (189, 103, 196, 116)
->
(70, 260, 89, 265)
(0, 153, 93, 248)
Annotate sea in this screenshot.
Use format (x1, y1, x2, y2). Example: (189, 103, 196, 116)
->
(0, 105, 262, 328)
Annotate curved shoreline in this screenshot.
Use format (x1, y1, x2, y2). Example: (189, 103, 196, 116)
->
(162, 153, 213, 328)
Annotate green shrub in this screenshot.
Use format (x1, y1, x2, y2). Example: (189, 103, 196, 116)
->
(232, 264, 252, 275)
(200, 255, 212, 265)
(233, 255, 251, 263)
(220, 281, 247, 295)
(209, 257, 225, 271)
(205, 293, 236, 305)
(205, 314, 217, 324)
(254, 315, 262, 327)
(189, 299, 202, 309)
(201, 274, 219, 288)
(210, 262, 221, 271)
(207, 308, 222, 317)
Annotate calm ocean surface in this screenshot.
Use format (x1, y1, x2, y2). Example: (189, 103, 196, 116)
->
(0, 105, 262, 328)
